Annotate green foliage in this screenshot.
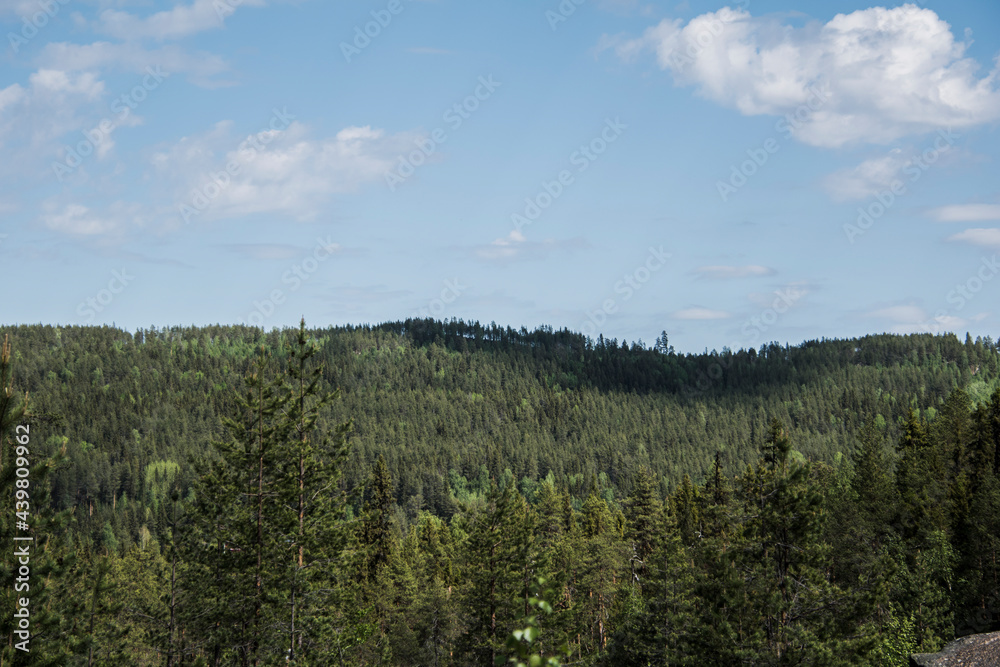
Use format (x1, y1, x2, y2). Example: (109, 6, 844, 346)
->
(868, 606, 918, 667)
(498, 577, 569, 667)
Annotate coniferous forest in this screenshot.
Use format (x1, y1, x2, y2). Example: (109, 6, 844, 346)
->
(2, 319, 1000, 665)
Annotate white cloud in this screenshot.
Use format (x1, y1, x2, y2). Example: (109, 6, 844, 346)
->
(931, 204, 1000, 222)
(95, 0, 267, 41)
(867, 303, 972, 334)
(674, 307, 731, 320)
(0, 69, 109, 166)
(40, 42, 229, 86)
(29, 69, 104, 98)
(610, 5, 1000, 147)
(823, 149, 909, 200)
(482, 229, 526, 259)
(693, 264, 774, 279)
(154, 120, 422, 222)
(36, 0, 268, 87)
(948, 228, 1000, 248)
(475, 229, 587, 261)
(39, 201, 145, 236)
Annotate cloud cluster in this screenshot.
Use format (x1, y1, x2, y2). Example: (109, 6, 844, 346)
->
(95, 0, 267, 41)
(931, 204, 1000, 249)
(610, 4, 1000, 147)
(155, 120, 421, 223)
(0, 69, 106, 165)
(40, 201, 146, 236)
(866, 303, 985, 335)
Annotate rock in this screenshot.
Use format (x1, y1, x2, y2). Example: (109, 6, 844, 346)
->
(910, 631, 1000, 666)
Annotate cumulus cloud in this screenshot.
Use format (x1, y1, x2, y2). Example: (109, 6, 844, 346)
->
(36, 0, 270, 87)
(95, 0, 267, 41)
(693, 264, 774, 279)
(674, 307, 731, 320)
(608, 4, 1000, 147)
(0, 69, 110, 168)
(931, 204, 1000, 222)
(154, 119, 422, 223)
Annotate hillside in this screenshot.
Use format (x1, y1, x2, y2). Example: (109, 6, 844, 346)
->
(1, 320, 999, 665)
(4, 320, 997, 519)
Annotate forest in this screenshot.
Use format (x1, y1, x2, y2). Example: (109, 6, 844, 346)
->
(0, 318, 999, 665)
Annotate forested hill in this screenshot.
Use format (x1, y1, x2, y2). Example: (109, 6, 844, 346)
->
(4, 320, 998, 520)
(3, 320, 1000, 665)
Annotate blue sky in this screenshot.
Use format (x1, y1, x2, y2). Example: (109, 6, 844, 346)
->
(2, 0, 1000, 353)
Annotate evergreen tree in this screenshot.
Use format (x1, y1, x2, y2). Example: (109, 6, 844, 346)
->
(459, 483, 536, 665)
(733, 419, 869, 664)
(276, 319, 353, 665)
(624, 467, 662, 586)
(183, 347, 290, 666)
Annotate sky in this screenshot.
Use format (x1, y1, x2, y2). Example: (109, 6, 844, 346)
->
(1, 0, 1000, 354)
